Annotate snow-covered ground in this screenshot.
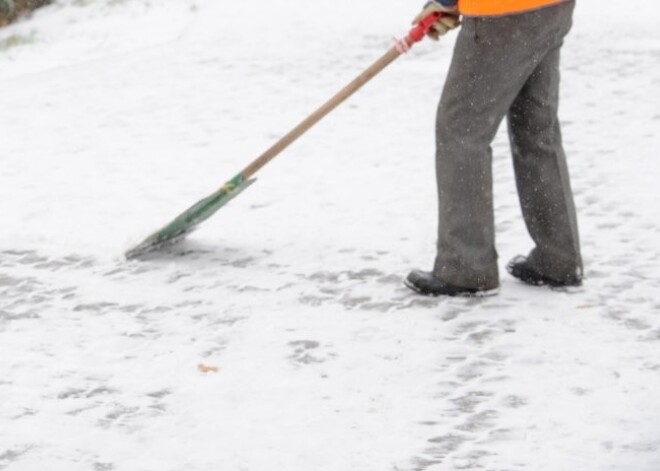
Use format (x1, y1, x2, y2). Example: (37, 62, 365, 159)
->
(1, 1, 659, 470)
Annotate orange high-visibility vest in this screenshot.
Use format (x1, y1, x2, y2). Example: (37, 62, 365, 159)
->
(459, 0, 568, 16)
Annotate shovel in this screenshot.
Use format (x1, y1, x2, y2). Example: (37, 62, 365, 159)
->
(125, 12, 443, 260)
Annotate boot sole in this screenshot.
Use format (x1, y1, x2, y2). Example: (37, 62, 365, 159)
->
(507, 267, 582, 288)
(403, 278, 499, 298)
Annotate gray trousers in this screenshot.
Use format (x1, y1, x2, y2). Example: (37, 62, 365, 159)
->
(433, 1, 582, 289)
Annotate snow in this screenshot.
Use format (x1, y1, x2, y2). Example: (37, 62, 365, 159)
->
(1, 0, 659, 470)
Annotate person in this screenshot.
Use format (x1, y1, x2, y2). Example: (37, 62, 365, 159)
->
(405, 0, 584, 297)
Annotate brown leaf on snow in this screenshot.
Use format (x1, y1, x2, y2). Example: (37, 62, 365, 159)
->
(197, 363, 219, 374)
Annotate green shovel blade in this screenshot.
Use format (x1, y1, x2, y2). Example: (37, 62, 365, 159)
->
(125, 174, 256, 259)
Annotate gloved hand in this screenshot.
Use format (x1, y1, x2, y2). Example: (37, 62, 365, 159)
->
(412, 1, 460, 41)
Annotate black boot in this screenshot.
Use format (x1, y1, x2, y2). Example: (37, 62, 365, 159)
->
(404, 270, 499, 297)
(507, 256, 582, 287)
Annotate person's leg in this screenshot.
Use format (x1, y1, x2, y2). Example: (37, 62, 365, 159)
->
(433, 15, 544, 290)
(507, 5, 583, 283)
